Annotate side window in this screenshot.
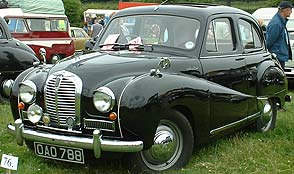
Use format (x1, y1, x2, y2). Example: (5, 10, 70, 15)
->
(7, 18, 27, 33)
(75, 29, 85, 38)
(206, 18, 234, 52)
(239, 19, 262, 49)
(71, 29, 75, 37)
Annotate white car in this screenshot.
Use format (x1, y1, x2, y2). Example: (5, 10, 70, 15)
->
(253, 7, 294, 87)
(252, 7, 294, 28)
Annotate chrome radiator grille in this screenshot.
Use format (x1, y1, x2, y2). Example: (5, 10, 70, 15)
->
(45, 71, 82, 127)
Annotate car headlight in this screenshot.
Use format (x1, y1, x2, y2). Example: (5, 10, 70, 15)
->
(19, 80, 37, 103)
(93, 87, 115, 113)
(27, 104, 43, 124)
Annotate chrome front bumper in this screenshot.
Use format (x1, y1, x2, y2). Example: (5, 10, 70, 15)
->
(7, 119, 143, 158)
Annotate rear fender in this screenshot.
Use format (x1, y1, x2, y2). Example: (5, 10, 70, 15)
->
(257, 60, 287, 106)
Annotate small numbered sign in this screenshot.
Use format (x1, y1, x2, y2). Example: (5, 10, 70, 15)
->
(1, 154, 18, 170)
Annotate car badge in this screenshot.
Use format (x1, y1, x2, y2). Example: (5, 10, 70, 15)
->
(55, 74, 63, 88)
(66, 117, 75, 130)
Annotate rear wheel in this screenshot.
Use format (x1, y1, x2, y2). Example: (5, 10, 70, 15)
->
(125, 110, 194, 173)
(257, 98, 277, 132)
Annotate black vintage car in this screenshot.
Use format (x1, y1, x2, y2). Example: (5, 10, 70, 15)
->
(0, 16, 39, 100)
(6, 3, 290, 173)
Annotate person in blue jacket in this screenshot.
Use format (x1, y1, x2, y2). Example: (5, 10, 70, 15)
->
(266, 1, 293, 69)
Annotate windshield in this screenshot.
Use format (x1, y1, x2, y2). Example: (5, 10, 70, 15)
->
(96, 15, 200, 50)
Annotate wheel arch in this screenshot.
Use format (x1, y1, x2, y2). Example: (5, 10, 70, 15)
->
(171, 105, 200, 146)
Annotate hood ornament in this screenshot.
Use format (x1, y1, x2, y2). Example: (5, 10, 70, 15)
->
(150, 57, 171, 77)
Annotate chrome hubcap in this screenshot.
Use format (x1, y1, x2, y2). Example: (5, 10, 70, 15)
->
(262, 101, 273, 128)
(141, 120, 183, 171)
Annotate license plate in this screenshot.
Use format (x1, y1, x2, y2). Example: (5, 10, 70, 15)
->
(34, 142, 84, 164)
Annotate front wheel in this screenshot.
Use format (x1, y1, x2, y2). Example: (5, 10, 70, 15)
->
(125, 110, 194, 173)
(256, 98, 277, 132)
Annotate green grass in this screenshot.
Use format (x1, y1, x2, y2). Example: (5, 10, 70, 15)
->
(0, 91, 293, 174)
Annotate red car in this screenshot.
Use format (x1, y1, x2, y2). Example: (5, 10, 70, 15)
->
(0, 8, 75, 63)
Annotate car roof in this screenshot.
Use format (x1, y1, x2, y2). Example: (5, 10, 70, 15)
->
(114, 4, 251, 19)
(0, 8, 67, 18)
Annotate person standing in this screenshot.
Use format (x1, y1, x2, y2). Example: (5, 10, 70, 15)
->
(266, 1, 293, 69)
(83, 21, 89, 34)
(90, 18, 103, 39)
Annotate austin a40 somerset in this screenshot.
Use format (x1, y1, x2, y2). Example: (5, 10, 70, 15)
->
(5, 3, 290, 173)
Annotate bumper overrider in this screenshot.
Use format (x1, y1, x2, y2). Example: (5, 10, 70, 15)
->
(7, 119, 143, 158)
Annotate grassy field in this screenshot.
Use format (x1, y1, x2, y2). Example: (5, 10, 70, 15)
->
(0, 91, 293, 174)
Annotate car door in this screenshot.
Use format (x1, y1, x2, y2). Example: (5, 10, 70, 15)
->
(72, 28, 89, 51)
(200, 15, 250, 132)
(238, 16, 270, 116)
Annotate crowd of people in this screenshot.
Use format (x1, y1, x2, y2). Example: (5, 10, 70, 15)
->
(83, 12, 116, 39)
(83, 15, 105, 38)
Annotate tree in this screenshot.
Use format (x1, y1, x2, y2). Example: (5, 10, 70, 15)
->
(63, 0, 83, 27)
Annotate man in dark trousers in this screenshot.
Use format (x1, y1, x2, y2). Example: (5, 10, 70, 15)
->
(266, 1, 293, 69)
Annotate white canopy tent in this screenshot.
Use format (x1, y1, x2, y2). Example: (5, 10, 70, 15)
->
(6, 0, 65, 15)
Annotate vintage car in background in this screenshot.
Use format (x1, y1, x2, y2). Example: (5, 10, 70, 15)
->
(0, 7, 75, 63)
(70, 27, 91, 51)
(0, 16, 39, 101)
(6, 3, 290, 173)
(252, 7, 294, 87)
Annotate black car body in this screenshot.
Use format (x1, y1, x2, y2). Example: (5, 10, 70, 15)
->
(6, 4, 289, 173)
(0, 16, 39, 99)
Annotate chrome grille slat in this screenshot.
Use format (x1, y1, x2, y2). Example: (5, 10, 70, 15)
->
(57, 103, 75, 106)
(56, 100, 75, 103)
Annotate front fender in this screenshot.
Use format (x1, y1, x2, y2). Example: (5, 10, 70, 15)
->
(10, 65, 52, 120)
(118, 73, 209, 149)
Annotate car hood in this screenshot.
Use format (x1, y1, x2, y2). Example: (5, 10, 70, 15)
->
(48, 51, 168, 96)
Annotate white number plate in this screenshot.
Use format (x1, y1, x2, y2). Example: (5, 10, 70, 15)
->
(34, 142, 84, 164)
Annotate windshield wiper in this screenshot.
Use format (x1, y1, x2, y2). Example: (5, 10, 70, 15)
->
(129, 44, 153, 52)
(98, 43, 153, 52)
